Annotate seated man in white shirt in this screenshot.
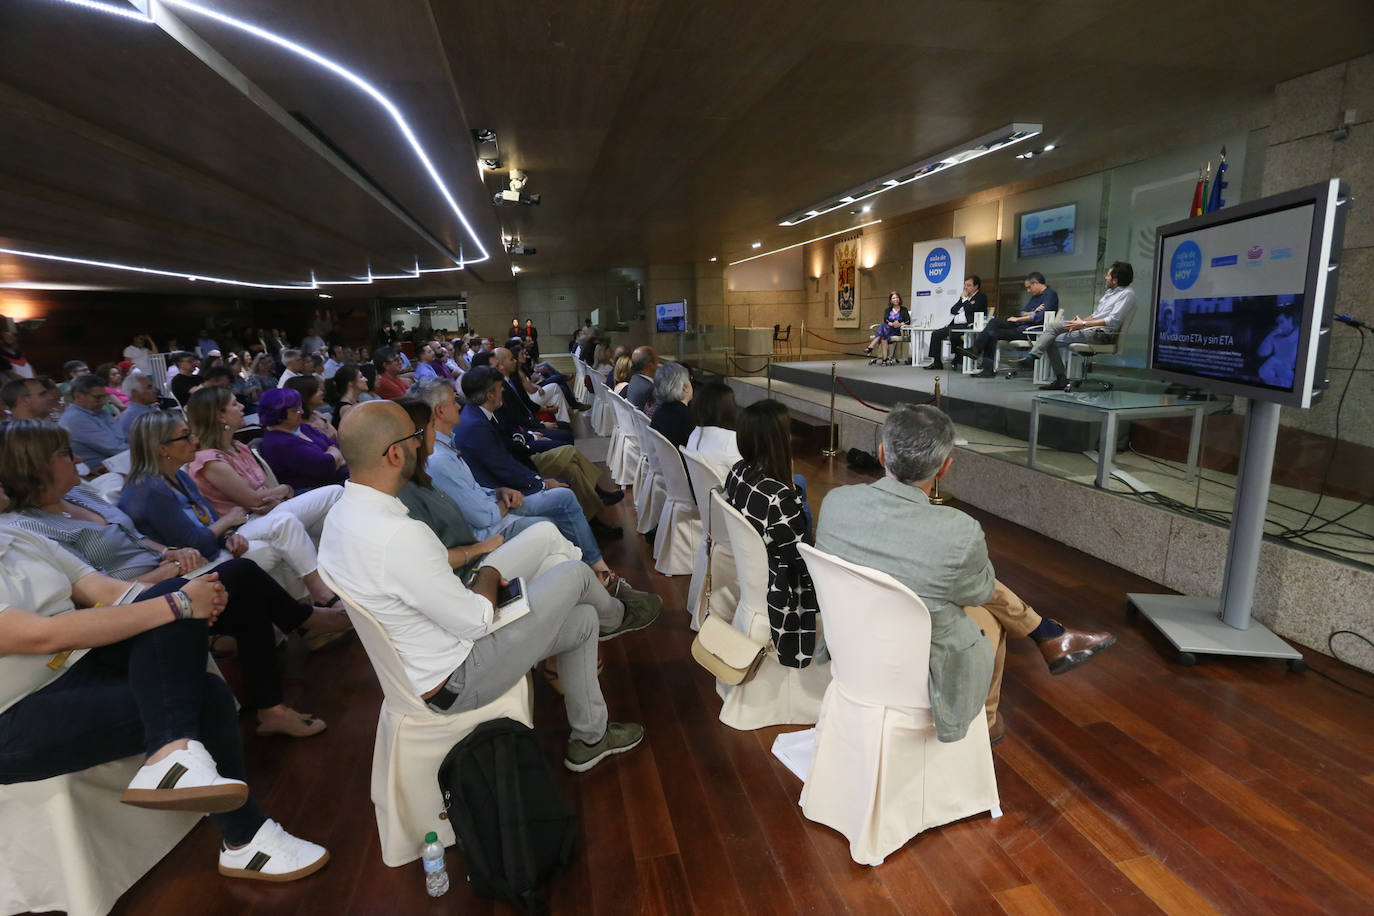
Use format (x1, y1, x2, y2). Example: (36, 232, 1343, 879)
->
(318, 400, 656, 772)
(1026, 261, 1138, 391)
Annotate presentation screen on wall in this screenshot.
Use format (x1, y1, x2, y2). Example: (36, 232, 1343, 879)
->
(1148, 179, 1347, 409)
(654, 299, 687, 333)
(1016, 203, 1076, 258)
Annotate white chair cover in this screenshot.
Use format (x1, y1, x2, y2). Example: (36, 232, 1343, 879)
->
(607, 393, 641, 489)
(570, 358, 589, 403)
(628, 408, 666, 535)
(0, 757, 201, 916)
(640, 427, 700, 576)
(710, 492, 828, 731)
(318, 569, 534, 867)
(86, 472, 125, 504)
(795, 544, 999, 866)
(585, 367, 615, 436)
(679, 447, 726, 628)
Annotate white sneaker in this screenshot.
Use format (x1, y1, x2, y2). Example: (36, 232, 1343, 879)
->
(218, 818, 330, 882)
(120, 739, 249, 813)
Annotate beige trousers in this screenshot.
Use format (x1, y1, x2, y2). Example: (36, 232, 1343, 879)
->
(962, 579, 1041, 726)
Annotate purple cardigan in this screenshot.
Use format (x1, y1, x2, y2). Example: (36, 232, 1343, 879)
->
(259, 425, 349, 494)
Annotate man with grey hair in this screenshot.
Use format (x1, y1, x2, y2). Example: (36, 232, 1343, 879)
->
(58, 374, 127, 469)
(816, 404, 1114, 746)
(319, 400, 653, 772)
(276, 349, 304, 388)
(623, 346, 658, 411)
(117, 371, 161, 437)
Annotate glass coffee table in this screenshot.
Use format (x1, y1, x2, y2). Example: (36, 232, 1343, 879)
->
(1027, 390, 1229, 488)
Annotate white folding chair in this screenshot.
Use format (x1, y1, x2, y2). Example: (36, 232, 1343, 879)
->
(709, 492, 829, 731)
(318, 569, 533, 867)
(607, 392, 641, 490)
(585, 367, 615, 437)
(641, 428, 700, 575)
(796, 544, 999, 866)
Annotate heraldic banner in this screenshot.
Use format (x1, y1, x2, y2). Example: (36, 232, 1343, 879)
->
(833, 237, 861, 328)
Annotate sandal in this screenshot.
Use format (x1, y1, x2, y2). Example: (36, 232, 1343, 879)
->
(256, 710, 327, 738)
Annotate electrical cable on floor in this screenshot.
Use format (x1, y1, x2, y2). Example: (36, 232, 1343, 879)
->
(1308, 630, 1374, 698)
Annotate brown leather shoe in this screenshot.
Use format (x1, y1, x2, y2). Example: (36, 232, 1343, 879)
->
(1038, 622, 1117, 674)
(988, 712, 1005, 746)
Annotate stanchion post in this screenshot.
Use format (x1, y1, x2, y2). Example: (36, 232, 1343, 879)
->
(929, 375, 945, 504)
(822, 361, 840, 457)
(766, 353, 772, 397)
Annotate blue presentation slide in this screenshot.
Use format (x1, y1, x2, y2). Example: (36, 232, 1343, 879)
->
(655, 300, 686, 333)
(1155, 204, 1314, 391)
(1018, 204, 1076, 257)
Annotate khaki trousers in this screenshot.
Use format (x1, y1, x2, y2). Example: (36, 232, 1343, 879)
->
(532, 446, 604, 519)
(962, 579, 1041, 726)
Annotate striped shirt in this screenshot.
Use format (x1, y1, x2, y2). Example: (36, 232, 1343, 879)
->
(5, 486, 162, 579)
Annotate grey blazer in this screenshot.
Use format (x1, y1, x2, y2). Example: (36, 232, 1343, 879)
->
(815, 476, 995, 742)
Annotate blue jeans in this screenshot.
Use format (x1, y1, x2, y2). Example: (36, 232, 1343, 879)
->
(515, 486, 603, 565)
(0, 578, 267, 845)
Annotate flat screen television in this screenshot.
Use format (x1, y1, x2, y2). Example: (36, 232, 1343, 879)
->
(654, 299, 687, 333)
(1148, 179, 1348, 409)
(1016, 203, 1076, 258)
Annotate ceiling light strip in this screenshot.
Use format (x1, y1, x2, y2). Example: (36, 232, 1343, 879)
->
(727, 220, 884, 267)
(777, 123, 1043, 228)
(28, 0, 492, 288)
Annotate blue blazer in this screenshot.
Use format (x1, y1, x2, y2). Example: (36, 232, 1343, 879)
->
(453, 403, 544, 495)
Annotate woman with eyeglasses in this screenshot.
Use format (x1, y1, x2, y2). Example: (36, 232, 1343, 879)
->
(117, 411, 343, 611)
(0, 419, 347, 739)
(255, 388, 349, 494)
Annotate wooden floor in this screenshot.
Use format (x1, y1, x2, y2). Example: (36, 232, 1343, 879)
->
(95, 451, 1374, 916)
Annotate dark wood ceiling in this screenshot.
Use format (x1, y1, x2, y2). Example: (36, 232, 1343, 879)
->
(1, 0, 1371, 297)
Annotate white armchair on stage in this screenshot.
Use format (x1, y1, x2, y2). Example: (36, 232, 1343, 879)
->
(320, 569, 533, 867)
(0, 759, 201, 916)
(710, 492, 829, 730)
(796, 544, 1000, 866)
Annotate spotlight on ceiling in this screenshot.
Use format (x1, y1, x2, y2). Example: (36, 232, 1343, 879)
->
(1016, 143, 1059, 160)
(472, 128, 497, 144)
(751, 241, 762, 249)
(506, 239, 537, 256)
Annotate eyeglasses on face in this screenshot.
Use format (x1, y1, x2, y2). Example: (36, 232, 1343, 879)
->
(383, 426, 425, 456)
(163, 432, 197, 445)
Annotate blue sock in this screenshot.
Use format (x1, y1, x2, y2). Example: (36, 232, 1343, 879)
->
(1028, 618, 1065, 642)
(1024, 352, 1038, 360)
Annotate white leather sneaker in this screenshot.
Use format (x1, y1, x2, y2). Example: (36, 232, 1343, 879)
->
(218, 818, 330, 882)
(120, 739, 249, 813)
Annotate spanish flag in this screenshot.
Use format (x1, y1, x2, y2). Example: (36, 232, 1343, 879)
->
(1190, 168, 1206, 217)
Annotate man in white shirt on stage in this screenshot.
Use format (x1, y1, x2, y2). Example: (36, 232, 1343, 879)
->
(1027, 261, 1138, 391)
(318, 400, 655, 772)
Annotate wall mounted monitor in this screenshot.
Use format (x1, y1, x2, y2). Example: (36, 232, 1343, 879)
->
(654, 299, 687, 333)
(1015, 203, 1076, 258)
(1147, 179, 1348, 409)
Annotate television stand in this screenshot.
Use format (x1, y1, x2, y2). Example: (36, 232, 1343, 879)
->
(1127, 399, 1304, 669)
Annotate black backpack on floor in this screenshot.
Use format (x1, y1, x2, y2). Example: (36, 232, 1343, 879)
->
(438, 718, 577, 914)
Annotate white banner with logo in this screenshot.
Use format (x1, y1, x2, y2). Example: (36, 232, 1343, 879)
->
(909, 237, 966, 328)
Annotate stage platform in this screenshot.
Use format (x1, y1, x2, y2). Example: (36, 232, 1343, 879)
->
(768, 358, 1105, 452)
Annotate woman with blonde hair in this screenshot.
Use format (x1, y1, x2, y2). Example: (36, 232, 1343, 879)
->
(611, 355, 633, 395)
(118, 410, 341, 611)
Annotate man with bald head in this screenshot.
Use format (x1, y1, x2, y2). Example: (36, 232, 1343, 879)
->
(623, 346, 658, 410)
(319, 401, 653, 772)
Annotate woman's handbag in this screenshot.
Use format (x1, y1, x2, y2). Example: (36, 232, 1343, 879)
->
(689, 487, 769, 685)
(691, 614, 768, 686)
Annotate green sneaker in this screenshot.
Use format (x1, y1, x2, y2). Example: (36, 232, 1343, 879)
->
(599, 575, 662, 642)
(564, 722, 645, 773)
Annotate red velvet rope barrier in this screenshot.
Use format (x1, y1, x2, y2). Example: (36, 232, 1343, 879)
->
(726, 354, 771, 373)
(833, 375, 938, 413)
(803, 328, 871, 346)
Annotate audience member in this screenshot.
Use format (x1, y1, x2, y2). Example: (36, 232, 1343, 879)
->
(1025, 262, 1137, 391)
(121, 334, 157, 376)
(2, 378, 53, 421)
(95, 364, 129, 411)
(815, 405, 1116, 744)
(60, 360, 90, 399)
(723, 399, 821, 668)
(624, 346, 658, 410)
(319, 400, 656, 772)
(276, 349, 304, 388)
(456, 369, 621, 533)
(684, 381, 741, 481)
(117, 373, 161, 438)
(324, 364, 369, 423)
(117, 411, 341, 610)
(251, 353, 279, 392)
(372, 348, 409, 399)
(611, 355, 632, 395)
(648, 362, 694, 449)
(0, 420, 347, 740)
(59, 374, 127, 469)
(491, 347, 573, 447)
(0, 328, 35, 381)
(168, 351, 201, 404)
(283, 375, 338, 439)
(257, 389, 348, 493)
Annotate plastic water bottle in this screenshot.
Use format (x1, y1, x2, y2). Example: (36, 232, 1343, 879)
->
(422, 831, 449, 897)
